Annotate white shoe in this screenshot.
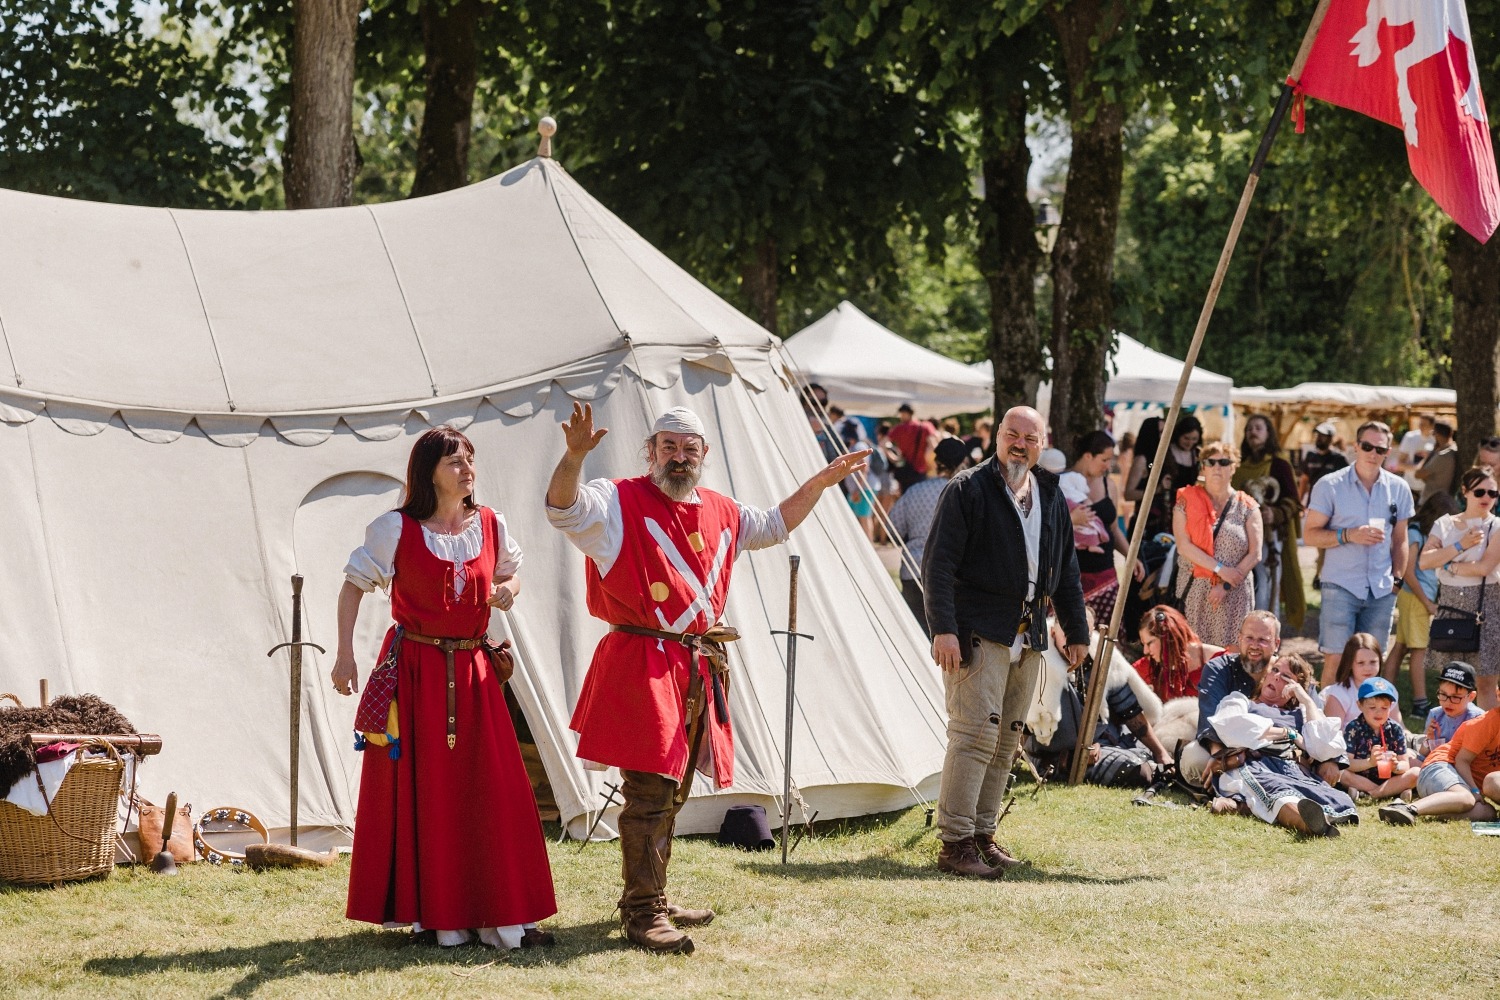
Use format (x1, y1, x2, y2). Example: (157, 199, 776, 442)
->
(435, 929, 473, 947)
(477, 925, 525, 950)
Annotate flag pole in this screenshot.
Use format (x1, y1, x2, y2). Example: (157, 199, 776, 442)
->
(1069, 0, 1333, 784)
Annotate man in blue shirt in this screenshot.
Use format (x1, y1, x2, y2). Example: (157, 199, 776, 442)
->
(1305, 420, 1415, 688)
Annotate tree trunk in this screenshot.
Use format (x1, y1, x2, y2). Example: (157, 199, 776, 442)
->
(284, 0, 363, 209)
(741, 236, 779, 335)
(1447, 226, 1500, 460)
(411, 0, 480, 198)
(977, 86, 1043, 417)
(1048, 0, 1126, 456)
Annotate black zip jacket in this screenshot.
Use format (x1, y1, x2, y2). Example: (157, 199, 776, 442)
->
(920, 458, 1088, 651)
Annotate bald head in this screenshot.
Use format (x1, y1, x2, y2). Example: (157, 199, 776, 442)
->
(998, 407, 1046, 485)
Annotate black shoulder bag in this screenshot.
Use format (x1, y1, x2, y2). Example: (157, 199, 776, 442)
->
(1430, 523, 1489, 653)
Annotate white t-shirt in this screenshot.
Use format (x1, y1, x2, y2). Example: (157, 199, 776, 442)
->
(1429, 513, 1500, 588)
(1395, 429, 1432, 490)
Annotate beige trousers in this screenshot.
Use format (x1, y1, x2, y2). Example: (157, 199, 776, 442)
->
(936, 636, 1041, 842)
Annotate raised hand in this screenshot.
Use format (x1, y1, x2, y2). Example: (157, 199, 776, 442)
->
(562, 401, 608, 455)
(814, 447, 872, 490)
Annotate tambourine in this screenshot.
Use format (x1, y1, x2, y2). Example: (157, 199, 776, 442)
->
(193, 806, 269, 866)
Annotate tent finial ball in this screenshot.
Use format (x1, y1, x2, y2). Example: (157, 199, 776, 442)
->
(538, 116, 557, 158)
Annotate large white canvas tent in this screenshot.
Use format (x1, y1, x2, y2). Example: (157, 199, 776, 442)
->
(783, 300, 994, 416)
(0, 153, 945, 843)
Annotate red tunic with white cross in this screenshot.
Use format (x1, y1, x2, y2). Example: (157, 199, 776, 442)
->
(570, 476, 742, 787)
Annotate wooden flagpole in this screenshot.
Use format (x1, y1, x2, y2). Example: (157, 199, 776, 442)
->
(1068, 0, 1333, 783)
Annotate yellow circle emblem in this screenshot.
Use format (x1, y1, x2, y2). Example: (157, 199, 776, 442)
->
(688, 532, 705, 552)
(649, 582, 670, 602)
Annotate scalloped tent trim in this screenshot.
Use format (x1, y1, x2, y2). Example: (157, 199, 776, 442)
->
(0, 346, 780, 446)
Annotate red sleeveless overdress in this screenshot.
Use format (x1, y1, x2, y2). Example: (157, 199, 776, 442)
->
(345, 507, 557, 930)
(569, 477, 741, 787)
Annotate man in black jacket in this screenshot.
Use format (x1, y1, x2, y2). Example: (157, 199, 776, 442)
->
(922, 406, 1089, 877)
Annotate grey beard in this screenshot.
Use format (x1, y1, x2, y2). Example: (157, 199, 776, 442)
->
(651, 463, 701, 501)
(1003, 458, 1029, 487)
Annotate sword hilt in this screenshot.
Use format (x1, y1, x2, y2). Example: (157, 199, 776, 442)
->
(266, 641, 327, 657)
(769, 630, 815, 641)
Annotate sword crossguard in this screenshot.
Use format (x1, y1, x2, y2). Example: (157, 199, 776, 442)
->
(769, 630, 816, 641)
(267, 641, 327, 657)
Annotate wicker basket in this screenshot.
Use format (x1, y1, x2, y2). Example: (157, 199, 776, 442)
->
(0, 729, 125, 886)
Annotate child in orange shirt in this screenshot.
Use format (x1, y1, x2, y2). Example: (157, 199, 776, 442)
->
(1380, 704, 1500, 825)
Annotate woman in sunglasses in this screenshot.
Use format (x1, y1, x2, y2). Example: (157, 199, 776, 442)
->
(1421, 467, 1500, 709)
(1172, 441, 1262, 646)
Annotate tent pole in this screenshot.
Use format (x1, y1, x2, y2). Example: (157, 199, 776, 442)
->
(1069, 0, 1332, 784)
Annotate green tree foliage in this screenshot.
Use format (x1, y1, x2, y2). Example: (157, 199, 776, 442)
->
(0, 1, 264, 206)
(529, 0, 968, 334)
(1115, 111, 1451, 390)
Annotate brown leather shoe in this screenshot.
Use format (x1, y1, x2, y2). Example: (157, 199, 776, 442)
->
(937, 837, 1003, 879)
(622, 901, 695, 953)
(666, 902, 715, 927)
(973, 833, 1023, 871)
(520, 927, 556, 948)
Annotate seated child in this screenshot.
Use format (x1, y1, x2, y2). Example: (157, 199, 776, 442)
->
(1421, 661, 1484, 760)
(1058, 470, 1111, 554)
(1380, 700, 1500, 825)
(1340, 677, 1419, 800)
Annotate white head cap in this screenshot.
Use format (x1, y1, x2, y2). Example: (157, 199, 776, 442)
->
(1039, 448, 1068, 474)
(652, 406, 706, 438)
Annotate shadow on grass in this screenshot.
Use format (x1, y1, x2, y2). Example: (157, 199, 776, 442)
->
(736, 855, 1156, 886)
(82, 919, 625, 999)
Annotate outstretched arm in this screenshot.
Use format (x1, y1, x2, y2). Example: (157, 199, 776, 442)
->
(777, 449, 871, 532)
(546, 402, 608, 510)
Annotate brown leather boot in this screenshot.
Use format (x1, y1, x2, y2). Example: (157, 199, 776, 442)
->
(973, 833, 1023, 871)
(618, 770, 695, 954)
(665, 902, 715, 927)
(622, 897, 695, 954)
(937, 837, 1003, 879)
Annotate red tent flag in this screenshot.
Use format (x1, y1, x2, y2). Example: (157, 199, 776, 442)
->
(1296, 0, 1500, 243)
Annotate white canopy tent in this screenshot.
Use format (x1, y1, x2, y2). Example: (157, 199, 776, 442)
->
(0, 155, 945, 843)
(1233, 383, 1456, 410)
(975, 333, 1236, 441)
(782, 300, 994, 417)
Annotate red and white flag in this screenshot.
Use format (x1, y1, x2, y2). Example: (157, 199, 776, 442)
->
(1296, 0, 1500, 242)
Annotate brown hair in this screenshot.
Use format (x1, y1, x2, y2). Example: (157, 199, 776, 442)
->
(397, 426, 477, 522)
(1460, 466, 1498, 496)
(1199, 440, 1239, 463)
(1333, 632, 1383, 688)
(1239, 413, 1281, 459)
(1355, 420, 1393, 444)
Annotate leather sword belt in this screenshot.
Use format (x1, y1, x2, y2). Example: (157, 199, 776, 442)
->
(402, 631, 485, 750)
(610, 623, 740, 728)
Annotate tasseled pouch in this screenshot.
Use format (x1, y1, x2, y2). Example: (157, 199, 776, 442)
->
(354, 628, 403, 759)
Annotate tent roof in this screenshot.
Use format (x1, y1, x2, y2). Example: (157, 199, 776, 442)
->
(975, 333, 1233, 410)
(0, 157, 777, 442)
(1233, 382, 1456, 409)
(782, 300, 992, 416)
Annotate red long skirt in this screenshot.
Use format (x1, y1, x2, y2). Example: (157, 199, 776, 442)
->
(345, 634, 557, 929)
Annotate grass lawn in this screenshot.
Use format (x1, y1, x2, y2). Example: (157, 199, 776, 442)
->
(3, 788, 1497, 1000)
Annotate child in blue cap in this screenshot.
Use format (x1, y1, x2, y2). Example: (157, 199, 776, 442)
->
(1340, 676, 1420, 800)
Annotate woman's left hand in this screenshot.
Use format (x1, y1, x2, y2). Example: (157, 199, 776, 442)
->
(488, 581, 515, 611)
(1132, 560, 1146, 582)
(1219, 565, 1245, 587)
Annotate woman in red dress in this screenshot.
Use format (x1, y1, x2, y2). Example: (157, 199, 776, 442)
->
(1133, 604, 1224, 702)
(332, 427, 556, 948)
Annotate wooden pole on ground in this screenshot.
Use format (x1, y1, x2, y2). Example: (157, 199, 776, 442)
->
(1069, 0, 1333, 783)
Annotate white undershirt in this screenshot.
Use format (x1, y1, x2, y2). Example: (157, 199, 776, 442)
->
(1002, 471, 1041, 655)
(344, 508, 524, 595)
(545, 478, 789, 574)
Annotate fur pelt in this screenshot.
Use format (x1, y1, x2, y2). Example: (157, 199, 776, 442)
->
(0, 694, 137, 792)
(1154, 697, 1200, 756)
(1028, 635, 1163, 748)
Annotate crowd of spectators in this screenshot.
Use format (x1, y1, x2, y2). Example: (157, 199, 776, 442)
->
(799, 386, 1500, 834)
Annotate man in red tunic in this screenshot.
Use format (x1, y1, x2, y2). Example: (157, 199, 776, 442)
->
(546, 401, 867, 953)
